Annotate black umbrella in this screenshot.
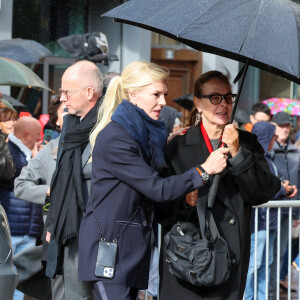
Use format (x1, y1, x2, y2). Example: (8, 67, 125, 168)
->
(173, 94, 194, 111)
(1, 94, 26, 108)
(0, 39, 52, 64)
(104, 0, 300, 83)
(104, 0, 300, 207)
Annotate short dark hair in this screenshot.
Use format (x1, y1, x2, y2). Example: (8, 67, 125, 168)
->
(103, 72, 120, 88)
(48, 96, 61, 130)
(251, 102, 271, 116)
(0, 107, 18, 122)
(193, 70, 231, 98)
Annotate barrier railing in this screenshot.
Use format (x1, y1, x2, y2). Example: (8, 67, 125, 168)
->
(250, 200, 300, 300)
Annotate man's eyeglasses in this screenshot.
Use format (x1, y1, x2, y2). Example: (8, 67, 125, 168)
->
(58, 88, 80, 99)
(197, 93, 237, 105)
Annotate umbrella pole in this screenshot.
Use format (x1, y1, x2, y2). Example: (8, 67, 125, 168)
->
(208, 58, 250, 208)
(230, 58, 250, 124)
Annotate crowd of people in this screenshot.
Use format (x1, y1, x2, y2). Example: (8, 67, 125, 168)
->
(0, 59, 300, 300)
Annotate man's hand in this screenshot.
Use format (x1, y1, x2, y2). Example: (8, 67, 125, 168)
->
(282, 180, 297, 198)
(46, 231, 51, 243)
(32, 141, 43, 157)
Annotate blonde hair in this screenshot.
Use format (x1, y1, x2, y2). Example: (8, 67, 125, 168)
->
(90, 61, 170, 147)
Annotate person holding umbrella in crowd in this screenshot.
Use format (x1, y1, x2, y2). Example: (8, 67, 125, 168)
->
(158, 70, 280, 300)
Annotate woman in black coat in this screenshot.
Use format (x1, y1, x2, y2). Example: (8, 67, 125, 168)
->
(158, 71, 281, 300)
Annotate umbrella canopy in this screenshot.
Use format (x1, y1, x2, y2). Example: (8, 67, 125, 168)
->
(0, 57, 52, 91)
(1, 94, 26, 108)
(104, 0, 300, 84)
(0, 39, 52, 64)
(0, 99, 15, 110)
(263, 98, 300, 116)
(104, 0, 300, 208)
(173, 94, 194, 111)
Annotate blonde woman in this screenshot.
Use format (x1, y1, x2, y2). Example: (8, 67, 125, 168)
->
(78, 61, 229, 300)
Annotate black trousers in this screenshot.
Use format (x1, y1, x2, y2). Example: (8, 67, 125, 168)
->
(92, 281, 139, 300)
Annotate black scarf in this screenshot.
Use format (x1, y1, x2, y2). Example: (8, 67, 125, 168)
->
(45, 101, 99, 278)
(111, 100, 168, 170)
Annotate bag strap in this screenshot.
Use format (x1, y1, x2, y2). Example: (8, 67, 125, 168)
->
(91, 194, 141, 243)
(196, 192, 220, 240)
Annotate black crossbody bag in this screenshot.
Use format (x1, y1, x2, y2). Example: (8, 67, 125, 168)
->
(164, 194, 231, 287)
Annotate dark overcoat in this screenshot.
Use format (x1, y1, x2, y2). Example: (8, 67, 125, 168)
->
(158, 125, 281, 300)
(78, 121, 203, 289)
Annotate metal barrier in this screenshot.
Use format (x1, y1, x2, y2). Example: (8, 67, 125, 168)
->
(142, 200, 300, 300)
(250, 200, 300, 300)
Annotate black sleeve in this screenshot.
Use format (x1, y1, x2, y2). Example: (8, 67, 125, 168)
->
(0, 135, 15, 181)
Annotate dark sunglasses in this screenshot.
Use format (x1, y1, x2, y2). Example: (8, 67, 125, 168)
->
(197, 93, 237, 105)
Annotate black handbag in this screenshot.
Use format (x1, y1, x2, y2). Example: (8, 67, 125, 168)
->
(164, 194, 231, 287)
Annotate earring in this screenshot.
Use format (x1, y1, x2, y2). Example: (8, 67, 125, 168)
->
(195, 112, 201, 126)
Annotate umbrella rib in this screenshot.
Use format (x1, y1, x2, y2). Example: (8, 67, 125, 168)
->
(237, 2, 261, 53)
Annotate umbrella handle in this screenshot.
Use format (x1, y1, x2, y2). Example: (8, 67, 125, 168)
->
(207, 174, 220, 208)
(207, 58, 250, 208)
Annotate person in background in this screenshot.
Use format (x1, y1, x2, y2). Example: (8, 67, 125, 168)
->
(0, 134, 15, 180)
(158, 70, 280, 300)
(244, 102, 271, 132)
(172, 117, 183, 132)
(0, 107, 18, 141)
(103, 71, 120, 95)
(159, 105, 183, 134)
(14, 97, 68, 300)
(44, 60, 103, 300)
(78, 61, 225, 300)
(268, 111, 299, 298)
(0, 106, 16, 180)
(0, 116, 43, 300)
(245, 121, 293, 300)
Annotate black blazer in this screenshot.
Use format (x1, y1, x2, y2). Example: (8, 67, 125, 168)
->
(158, 125, 281, 300)
(78, 121, 203, 289)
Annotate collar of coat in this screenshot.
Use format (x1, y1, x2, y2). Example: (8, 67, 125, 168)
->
(165, 125, 241, 212)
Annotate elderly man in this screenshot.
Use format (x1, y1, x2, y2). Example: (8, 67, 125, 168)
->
(0, 116, 43, 300)
(45, 60, 103, 300)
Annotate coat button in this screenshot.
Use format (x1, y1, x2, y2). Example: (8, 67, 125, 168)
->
(142, 221, 147, 227)
(229, 217, 236, 225)
(231, 258, 236, 265)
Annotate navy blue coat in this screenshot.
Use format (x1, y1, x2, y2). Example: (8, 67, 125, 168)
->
(0, 141, 43, 237)
(78, 121, 202, 289)
(251, 122, 286, 232)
